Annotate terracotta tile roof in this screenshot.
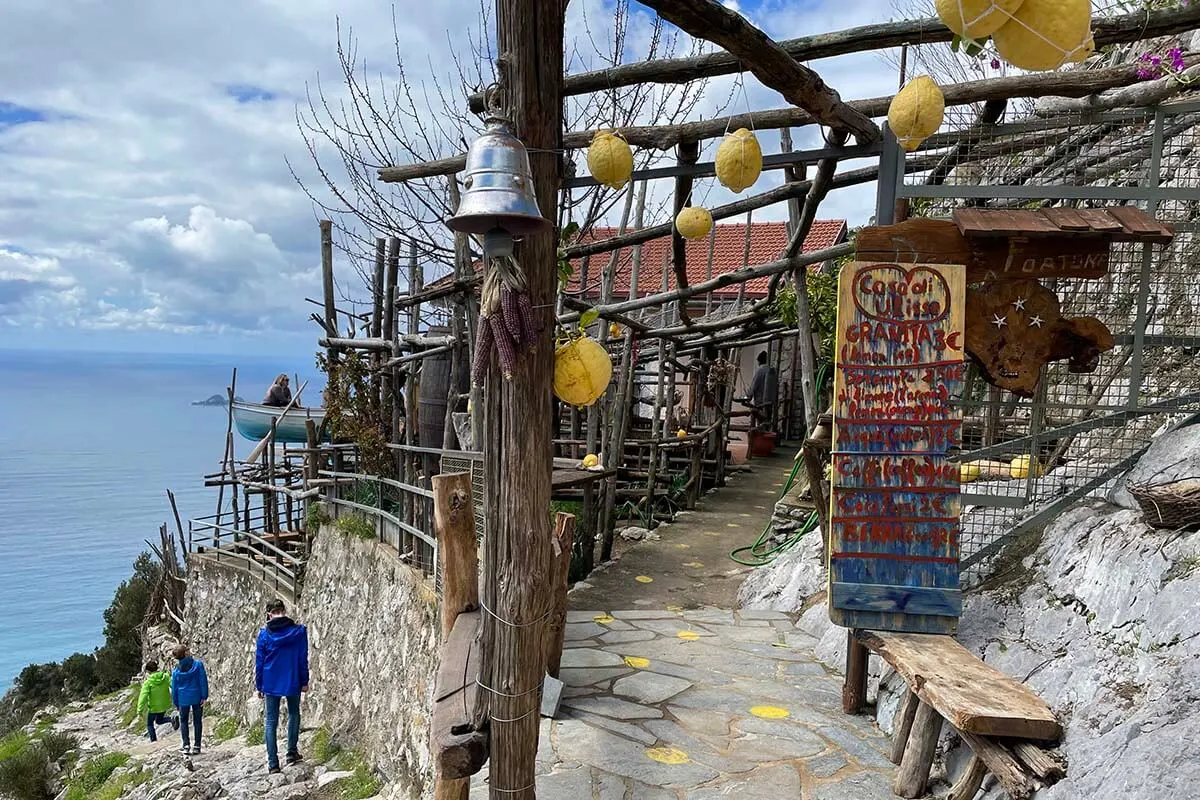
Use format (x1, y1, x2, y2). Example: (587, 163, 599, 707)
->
(565, 219, 847, 299)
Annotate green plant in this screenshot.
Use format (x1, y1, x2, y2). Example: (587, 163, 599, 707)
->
(340, 765, 382, 800)
(306, 503, 331, 533)
(63, 753, 129, 800)
(317, 349, 391, 476)
(118, 686, 140, 729)
(0, 741, 55, 800)
(246, 720, 265, 746)
(37, 732, 78, 765)
(213, 716, 240, 742)
(310, 727, 341, 764)
(0, 731, 30, 762)
(335, 515, 376, 541)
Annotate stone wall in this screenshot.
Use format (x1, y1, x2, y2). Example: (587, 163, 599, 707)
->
(183, 555, 278, 727)
(180, 523, 442, 798)
(300, 526, 440, 797)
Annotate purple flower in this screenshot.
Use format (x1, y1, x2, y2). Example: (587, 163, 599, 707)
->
(990, 58, 1001, 69)
(1137, 67, 1156, 80)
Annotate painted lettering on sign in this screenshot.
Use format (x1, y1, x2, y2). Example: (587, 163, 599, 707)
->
(828, 262, 966, 634)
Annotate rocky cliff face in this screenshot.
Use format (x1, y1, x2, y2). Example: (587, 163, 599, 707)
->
(739, 426, 1200, 799)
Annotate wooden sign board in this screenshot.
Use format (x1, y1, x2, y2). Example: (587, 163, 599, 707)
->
(828, 262, 966, 635)
(854, 219, 1110, 283)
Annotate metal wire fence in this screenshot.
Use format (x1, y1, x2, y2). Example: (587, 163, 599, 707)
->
(885, 97, 1200, 584)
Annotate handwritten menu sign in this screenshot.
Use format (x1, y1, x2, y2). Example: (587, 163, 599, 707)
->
(827, 262, 966, 635)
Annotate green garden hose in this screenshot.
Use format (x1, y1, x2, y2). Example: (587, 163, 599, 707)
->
(728, 364, 827, 567)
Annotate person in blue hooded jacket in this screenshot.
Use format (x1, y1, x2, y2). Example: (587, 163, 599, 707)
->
(255, 598, 310, 774)
(170, 644, 209, 755)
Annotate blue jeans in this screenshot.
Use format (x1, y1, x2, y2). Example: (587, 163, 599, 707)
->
(145, 711, 171, 742)
(179, 704, 203, 749)
(264, 694, 301, 769)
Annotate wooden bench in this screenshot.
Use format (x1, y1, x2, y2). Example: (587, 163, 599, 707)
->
(846, 629, 1066, 799)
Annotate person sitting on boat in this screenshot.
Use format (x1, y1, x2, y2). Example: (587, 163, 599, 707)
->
(263, 375, 293, 407)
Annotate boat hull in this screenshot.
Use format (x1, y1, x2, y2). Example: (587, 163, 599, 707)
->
(232, 402, 329, 444)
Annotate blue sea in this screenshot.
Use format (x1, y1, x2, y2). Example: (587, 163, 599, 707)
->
(0, 349, 323, 693)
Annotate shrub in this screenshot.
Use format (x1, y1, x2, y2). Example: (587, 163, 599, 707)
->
(212, 716, 240, 742)
(246, 720, 265, 746)
(335, 515, 376, 541)
(63, 753, 129, 800)
(0, 741, 56, 800)
(38, 731, 78, 764)
(0, 731, 30, 762)
(340, 765, 381, 800)
(310, 727, 341, 764)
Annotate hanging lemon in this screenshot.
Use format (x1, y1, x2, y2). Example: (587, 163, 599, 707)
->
(582, 453, 599, 468)
(960, 462, 981, 483)
(992, 0, 1091, 72)
(675, 206, 713, 240)
(676, 429, 688, 439)
(553, 336, 613, 407)
(714, 128, 763, 193)
(587, 131, 633, 190)
(888, 75, 945, 152)
(935, 0, 1025, 40)
(609, 323, 622, 338)
(1010, 454, 1043, 480)
(1066, 33, 1095, 64)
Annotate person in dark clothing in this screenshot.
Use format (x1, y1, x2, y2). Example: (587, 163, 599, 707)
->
(748, 351, 778, 429)
(170, 645, 209, 755)
(255, 599, 310, 774)
(262, 374, 292, 407)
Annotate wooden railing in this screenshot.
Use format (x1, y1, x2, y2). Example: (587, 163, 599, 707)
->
(187, 515, 304, 602)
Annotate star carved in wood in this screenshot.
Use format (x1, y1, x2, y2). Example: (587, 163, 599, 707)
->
(1029, 314, 1045, 328)
(991, 313, 1008, 329)
(1012, 296, 1028, 311)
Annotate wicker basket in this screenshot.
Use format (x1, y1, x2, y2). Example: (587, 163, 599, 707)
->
(1127, 478, 1200, 530)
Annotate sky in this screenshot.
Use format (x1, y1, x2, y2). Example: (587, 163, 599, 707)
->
(0, 0, 907, 356)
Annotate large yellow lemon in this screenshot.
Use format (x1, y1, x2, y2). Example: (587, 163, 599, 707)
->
(935, 0, 1025, 40)
(553, 337, 613, 408)
(1010, 454, 1043, 480)
(992, 0, 1091, 72)
(587, 131, 633, 190)
(582, 453, 599, 468)
(675, 206, 713, 240)
(714, 128, 763, 193)
(888, 76, 945, 152)
(960, 462, 981, 483)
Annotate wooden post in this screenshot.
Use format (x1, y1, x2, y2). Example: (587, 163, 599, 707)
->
(670, 140, 699, 325)
(889, 687, 920, 764)
(383, 237, 401, 442)
(894, 701, 944, 798)
(320, 220, 337, 358)
(475, 3, 565, 798)
(842, 629, 869, 714)
(545, 512, 576, 677)
(406, 243, 422, 449)
(433, 472, 482, 800)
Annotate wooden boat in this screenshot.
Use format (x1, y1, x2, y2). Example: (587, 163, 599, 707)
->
(232, 401, 329, 444)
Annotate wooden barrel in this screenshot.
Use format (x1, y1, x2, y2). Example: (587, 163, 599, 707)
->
(418, 324, 469, 449)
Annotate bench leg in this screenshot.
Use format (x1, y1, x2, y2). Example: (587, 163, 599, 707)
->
(948, 755, 988, 800)
(889, 687, 920, 764)
(842, 630, 869, 714)
(894, 700, 943, 798)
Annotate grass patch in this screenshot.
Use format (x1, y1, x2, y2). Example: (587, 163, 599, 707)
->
(212, 716, 240, 742)
(246, 720, 265, 746)
(0, 744, 53, 800)
(310, 727, 341, 764)
(335, 514, 376, 541)
(339, 765, 381, 800)
(0, 731, 30, 761)
(38, 731, 78, 764)
(118, 686, 140, 729)
(63, 753, 130, 800)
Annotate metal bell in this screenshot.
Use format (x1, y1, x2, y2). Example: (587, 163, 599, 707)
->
(447, 116, 552, 237)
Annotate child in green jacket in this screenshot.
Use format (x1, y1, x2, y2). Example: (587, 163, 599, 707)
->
(137, 661, 178, 742)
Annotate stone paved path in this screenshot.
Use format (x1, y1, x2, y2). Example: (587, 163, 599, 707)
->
(472, 452, 896, 798)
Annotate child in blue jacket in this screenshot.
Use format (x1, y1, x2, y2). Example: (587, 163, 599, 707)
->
(170, 644, 209, 755)
(255, 599, 310, 773)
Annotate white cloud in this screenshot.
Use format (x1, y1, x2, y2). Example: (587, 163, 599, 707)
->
(0, 0, 897, 349)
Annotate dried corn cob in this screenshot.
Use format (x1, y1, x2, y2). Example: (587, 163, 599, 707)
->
(491, 313, 519, 380)
(516, 291, 539, 351)
(472, 315, 495, 386)
(500, 287, 526, 350)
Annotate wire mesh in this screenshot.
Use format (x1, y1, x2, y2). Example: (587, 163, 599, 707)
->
(894, 98, 1200, 583)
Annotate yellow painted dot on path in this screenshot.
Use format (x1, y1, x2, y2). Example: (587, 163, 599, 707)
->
(593, 614, 616, 625)
(646, 746, 691, 765)
(772, 483, 784, 487)
(703, 531, 721, 537)
(750, 705, 791, 720)
(677, 630, 702, 641)
(726, 523, 742, 529)
(683, 561, 704, 569)
(675, 543, 691, 549)
(624, 656, 651, 669)
(635, 575, 654, 584)
(739, 513, 752, 518)
(666, 605, 684, 613)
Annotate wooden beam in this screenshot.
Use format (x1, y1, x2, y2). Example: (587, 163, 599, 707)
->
(431, 611, 488, 782)
(382, 60, 1163, 183)
(476, 2, 565, 798)
(464, 5, 1200, 111)
(948, 755, 988, 800)
(671, 140, 700, 326)
(958, 731, 1038, 800)
(545, 512, 577, 677)
(433, 471, 481, 800)
(1012, 741, 1067, 782)
(894, 700, 943, 798)
(842, 630, 869, 714)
